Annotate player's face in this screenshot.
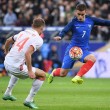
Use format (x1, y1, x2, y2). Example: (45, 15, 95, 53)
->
(37, 26, 44, 35)
(76, 10, 86, 21)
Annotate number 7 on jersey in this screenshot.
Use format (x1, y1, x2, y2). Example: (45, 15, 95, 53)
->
(82, 31, 86, 38)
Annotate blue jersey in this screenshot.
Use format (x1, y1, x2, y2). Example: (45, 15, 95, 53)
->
(59, 16, 110, 69)
(59, 16, 110, 49)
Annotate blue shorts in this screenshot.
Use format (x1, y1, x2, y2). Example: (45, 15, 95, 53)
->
(62, 49, 91, 69)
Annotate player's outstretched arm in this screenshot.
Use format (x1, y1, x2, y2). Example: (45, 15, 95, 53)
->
(91, 16, 110, 26)
(58, 19, 74, 38)
(4, 37, 15, 55)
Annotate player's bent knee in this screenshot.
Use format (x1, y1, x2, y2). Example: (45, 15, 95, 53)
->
(93, 59, 96, 63)
(90, 58, 96, 63)
(36, 73, 46, 81)
(37, 77, 45, 81)
(60, 70, 68, 77)
(86, 56, 96, 63)
(40, 71, 46, 78)
(35, 69, 46, 81)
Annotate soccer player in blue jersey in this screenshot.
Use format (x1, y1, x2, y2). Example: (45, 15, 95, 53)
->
(48, 4, 110, 84)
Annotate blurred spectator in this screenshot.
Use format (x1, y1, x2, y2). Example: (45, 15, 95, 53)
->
(15, 13, 26, 26)
(47, 45, 61, 69)
(0, 44, 5, 64)
(23, 9, 33, 26)
(0, 0, 109, 42)
(41, 43, 50, 59)
(0, 0, 109, 28)
(43, 8, 54, 26)
(91, 10, 101, 40)
(3, 8, 17, 26)
(100, 3, 109, 19)
(32, 50, 44, 70)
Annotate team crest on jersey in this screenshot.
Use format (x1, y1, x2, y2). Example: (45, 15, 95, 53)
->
(76, 26, 79, 29)
(88, 24, 91, 28)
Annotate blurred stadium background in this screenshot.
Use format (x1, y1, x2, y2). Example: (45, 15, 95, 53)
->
(0, 0, 110, 110)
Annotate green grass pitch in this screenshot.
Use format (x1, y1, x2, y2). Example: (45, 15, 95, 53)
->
(0, 76, 110, 110)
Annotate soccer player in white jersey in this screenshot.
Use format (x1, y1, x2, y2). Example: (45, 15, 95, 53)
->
(2, 18, 46, 109)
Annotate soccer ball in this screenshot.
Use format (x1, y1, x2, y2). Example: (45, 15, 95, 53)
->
(69, 46, 83, 60)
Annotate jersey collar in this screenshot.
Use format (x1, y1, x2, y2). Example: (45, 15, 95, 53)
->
(25, 28, 39, 36)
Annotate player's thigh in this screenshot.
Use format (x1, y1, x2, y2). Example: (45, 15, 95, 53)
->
(9, 64, 37, 79)
(79, 49, 96, 63)
(5, 63, 45, 78)
(35, 68, 45, 77)
(4, 63, 29, 79)
(84, 54, 96, 62)
(19, 65, 35, 79)
(20, 65, 46, 78)
(21, 65, 45, 78)
(62, 54, 76, 69)
(61, 55, 75, 76)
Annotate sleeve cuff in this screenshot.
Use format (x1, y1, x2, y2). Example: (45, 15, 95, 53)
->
(12, 36, 15, 41)
(58, 33, 63, 38)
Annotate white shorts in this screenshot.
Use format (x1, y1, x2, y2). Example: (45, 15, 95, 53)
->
(4, 61, 36, 79)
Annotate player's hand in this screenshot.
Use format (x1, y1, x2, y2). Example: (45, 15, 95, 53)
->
(28, 71, 36, 79)
(53, 36, 61, 41)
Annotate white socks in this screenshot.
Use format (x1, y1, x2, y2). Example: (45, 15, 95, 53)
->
(4, 75, 19, 96)
(4, 75, 44, 102)
(25, 79, 44, 102)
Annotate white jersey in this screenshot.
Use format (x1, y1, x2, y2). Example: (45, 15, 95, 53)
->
(5, 29, 43, 68)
